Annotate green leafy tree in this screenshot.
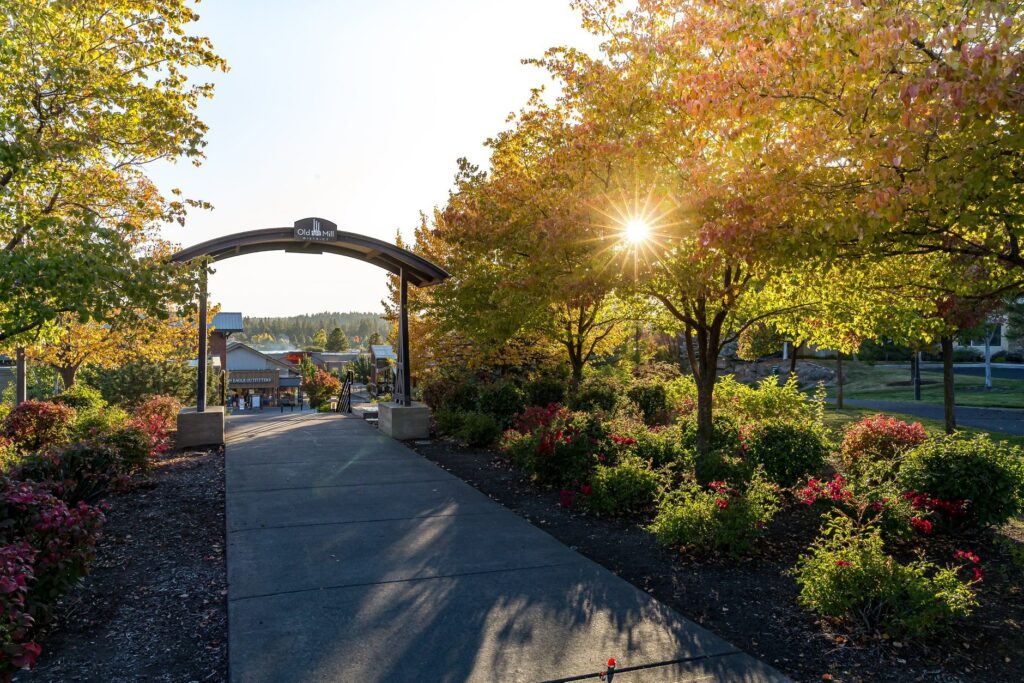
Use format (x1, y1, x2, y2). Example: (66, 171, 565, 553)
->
(0, 0, 227, 342)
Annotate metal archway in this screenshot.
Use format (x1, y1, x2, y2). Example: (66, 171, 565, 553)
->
(171, 217, 449, 412)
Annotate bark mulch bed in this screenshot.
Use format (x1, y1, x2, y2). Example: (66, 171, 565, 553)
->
(413, 439, 1024, 683)
(15, 447, 228, 683)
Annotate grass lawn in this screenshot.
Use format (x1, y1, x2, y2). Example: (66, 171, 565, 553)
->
(822, 405, 1024, 447)
(815, 359, 1024, 409)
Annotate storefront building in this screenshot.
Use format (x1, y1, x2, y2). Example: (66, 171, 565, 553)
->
(225, 342, 302, 409)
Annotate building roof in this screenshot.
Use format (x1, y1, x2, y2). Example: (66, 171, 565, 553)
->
(226, 342, 297, 372)
(370, 344, 396, 360)
(212, 312, 244, 333)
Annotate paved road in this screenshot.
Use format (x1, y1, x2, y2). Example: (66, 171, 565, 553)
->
(224, 411, 787, 682)
(920, 363, 1024, 381)
(836, 399, 1024, 435)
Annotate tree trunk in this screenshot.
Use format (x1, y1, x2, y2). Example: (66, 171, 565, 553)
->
(941, 336, 956, 433)
(836, 353, 844, 409)
(694, 363, 717, 477)
(57, 365, 78, 390)
(789, 341, 800, 375)
(913, 351, 922, 401)
(984, 328, 993, 389)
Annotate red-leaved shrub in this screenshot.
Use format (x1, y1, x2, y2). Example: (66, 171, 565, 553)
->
(0, 541, 40, 678)
(840, 414, 927, 475)
(134, 395, 181, 433)
(2, 401, 76, 454)
(0, 478, 105, 605)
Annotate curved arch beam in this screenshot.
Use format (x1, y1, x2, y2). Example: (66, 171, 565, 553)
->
(172, 220, 449, 287)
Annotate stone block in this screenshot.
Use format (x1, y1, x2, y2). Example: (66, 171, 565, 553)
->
(376, 401, 430, 440)
(177, 405, 225, 448)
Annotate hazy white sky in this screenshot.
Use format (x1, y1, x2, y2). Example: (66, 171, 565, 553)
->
(152, 0, 594, 316)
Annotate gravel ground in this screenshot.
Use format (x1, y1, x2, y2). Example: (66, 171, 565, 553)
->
(15, 447, 228, 683)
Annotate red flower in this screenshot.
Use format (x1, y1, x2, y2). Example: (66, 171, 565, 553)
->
(715, 498, 729, 510)
(581, 483, 593, 496)
(972, 567, 984, 582)
(910, 517, 933, 535)
(834, 560, 852, 567)
(954, 550, 981, 564)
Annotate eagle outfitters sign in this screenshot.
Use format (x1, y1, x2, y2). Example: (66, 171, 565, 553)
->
(294, 217, 338, 242)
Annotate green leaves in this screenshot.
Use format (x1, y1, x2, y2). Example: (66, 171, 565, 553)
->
(0, 0, 225, 342)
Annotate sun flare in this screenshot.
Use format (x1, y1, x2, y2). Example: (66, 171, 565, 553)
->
(624, 218, 651, 244)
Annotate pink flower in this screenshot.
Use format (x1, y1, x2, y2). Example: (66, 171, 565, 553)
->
(954, 550, 981, 564)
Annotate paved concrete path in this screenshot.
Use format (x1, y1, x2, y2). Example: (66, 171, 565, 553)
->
(835, 399, 1024, 435)
(225, 411, 787, 682)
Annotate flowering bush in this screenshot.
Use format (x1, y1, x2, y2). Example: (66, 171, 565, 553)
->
(134, 395, 182, 432)
(898, 434, 1024, 528)
(745, 420, 829, 486)
(2, 401, 76, 454)
(795, 514, 978, 637)
(0, 542, 40, 678)
(649, 470, 780, 556)
(839, 415, 927, 479)
(503, 405, 603, 486)
(798, 473, 927, 543)
(585, 457, 662, 516)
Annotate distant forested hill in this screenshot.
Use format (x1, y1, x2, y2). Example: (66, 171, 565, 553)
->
(237, 312, 389, 350)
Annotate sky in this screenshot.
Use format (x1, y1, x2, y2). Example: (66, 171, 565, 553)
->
(152, 0, 596, 317)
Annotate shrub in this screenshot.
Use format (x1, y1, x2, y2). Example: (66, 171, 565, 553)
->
(0, 541, 41, 678)
(478, 381, 526, 426)
(2, 401, 76, 453)
(71, 406, 131, 442)
(458, 412, 501, 448)
(421, 373, 479, 413)
(898, 434, 1024, 528)
(745, 420, 829, 486)
(626, 382, 670, 425)
(794, 514, 978, 638)
(0, 436, 18, 474)
(105, 425, 158, 472)
(504, 407, 602, 486)
(649, 471, 780, 556)
(135, 395, 181, 431)
(54, 384, 106, 413)
(15, 442, 127, 504)
(585, 457, 661, 516)
(569, 377, 620, 413)
(525, 375, 566, 408)
(839, 415, 927, 479)
(0, 478, 105, 605)
(433, 409, 465, 436)
(679, 413, 742, 457)
(797, 474, 922, 543)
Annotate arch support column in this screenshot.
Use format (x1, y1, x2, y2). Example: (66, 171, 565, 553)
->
(396, 268, 412, 407)
(197, 270, 208, 413)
